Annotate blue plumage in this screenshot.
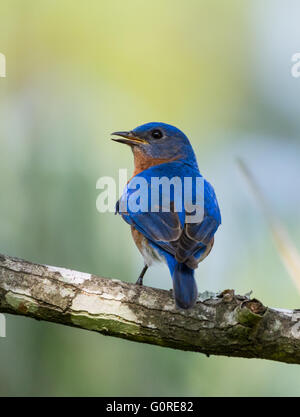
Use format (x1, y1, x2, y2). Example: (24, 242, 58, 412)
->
(112, 122, 221, 309)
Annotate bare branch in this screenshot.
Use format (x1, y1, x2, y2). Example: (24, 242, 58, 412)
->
(0, 253, 300, 364)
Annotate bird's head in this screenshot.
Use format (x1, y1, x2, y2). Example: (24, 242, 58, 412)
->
(111, 122, 198, 166)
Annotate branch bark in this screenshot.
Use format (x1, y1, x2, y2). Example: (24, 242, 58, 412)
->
(1, 253, 300, 364)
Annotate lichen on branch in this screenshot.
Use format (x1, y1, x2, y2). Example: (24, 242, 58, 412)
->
(1, 253, 300, 364)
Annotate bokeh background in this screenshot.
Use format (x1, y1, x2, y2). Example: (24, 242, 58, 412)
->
(1, 0, 300, 396)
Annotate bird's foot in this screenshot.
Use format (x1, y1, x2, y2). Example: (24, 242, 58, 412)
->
(136, 276, 144, 286)
(135, 265, 148, 286)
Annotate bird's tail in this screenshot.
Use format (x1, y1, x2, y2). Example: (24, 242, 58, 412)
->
(172, 262, 198, 309)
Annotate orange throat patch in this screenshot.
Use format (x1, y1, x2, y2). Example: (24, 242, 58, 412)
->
(131, 147, 178, 179)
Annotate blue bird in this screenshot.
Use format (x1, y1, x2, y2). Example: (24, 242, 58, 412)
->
(112, 122, 221, 309)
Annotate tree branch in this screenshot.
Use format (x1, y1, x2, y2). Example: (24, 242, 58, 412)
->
(0, 253, 300, 364)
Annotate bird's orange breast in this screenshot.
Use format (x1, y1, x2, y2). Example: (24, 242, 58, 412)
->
(130, 147, 179, 180)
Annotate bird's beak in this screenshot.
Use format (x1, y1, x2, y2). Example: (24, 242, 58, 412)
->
(111, 131, 148, 146)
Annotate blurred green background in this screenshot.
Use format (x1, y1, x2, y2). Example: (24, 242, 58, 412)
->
(1, 0, 300, 396)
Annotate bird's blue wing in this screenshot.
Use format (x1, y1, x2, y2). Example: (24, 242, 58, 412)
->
(186, 179, 221, 244)
(180, 179, 221, 267)
(116, 161, 221, 266)
(116, 162, 186, 253)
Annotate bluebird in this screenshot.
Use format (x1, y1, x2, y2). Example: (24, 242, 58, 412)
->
(112, 122, 221, 309)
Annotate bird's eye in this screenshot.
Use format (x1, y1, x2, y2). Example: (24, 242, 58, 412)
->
(151, 129, 163, 139)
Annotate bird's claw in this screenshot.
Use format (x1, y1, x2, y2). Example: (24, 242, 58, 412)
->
(135, 277, 143, 286)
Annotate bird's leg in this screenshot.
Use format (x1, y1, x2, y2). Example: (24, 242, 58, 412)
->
(136, 265, 148, 286)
